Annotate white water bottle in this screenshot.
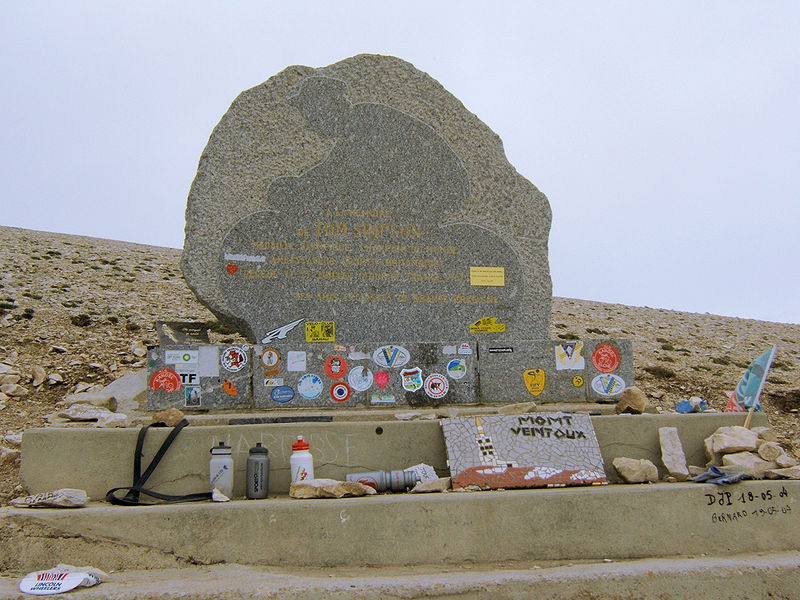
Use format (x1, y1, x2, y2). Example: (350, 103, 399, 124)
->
(209, 441, 234, 497)
(290, 436, 314, 483)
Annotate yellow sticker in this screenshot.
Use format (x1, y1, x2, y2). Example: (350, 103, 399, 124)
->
(305, 321, 335, 343)
(572, 375, 584, 388)
(469, 316, 506, 333)
(470, 266, 505, 287)
(523, 369, 546, 397)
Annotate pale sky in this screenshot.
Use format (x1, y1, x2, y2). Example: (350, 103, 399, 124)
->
(2, 2, 799, 324)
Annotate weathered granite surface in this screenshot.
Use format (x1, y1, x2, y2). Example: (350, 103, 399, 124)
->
(183, 54, 552, 344)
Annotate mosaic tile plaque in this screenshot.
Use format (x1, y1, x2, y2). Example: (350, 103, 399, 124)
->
(146, 344, 252, 410)
(441, 413, 607, 489)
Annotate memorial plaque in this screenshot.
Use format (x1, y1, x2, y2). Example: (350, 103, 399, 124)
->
(183, 54, 552, 345)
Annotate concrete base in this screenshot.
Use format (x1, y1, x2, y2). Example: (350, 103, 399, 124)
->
(2, 553, 800, 600)
(2, 481, 798, 574)
(20, 413, 769, 499)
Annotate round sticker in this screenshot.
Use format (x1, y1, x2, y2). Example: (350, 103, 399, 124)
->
(591, 344, 620, 373)
(372, 345, 411, 368)
(149, 368, 182, 393)
(348, 366, 374, 392)
(424, 373, 449, 399)
(324, 356, 348, 379)
(221, 346, 248, 372)
(572, 375, 585, 388)
(271, 385, 295, 403)
(330, 382, 351, 403)
(446, 359, 467, 380)
(260, 349, 280, 368)
(591, 373, 626, 397)
(297, 373, 323, 400)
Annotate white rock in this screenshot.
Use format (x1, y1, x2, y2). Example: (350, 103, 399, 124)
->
(757, 442, 786, 462)
(211, 488, 230, 502)
(704, 435, 722, 466)
(289, 478, 376, 499)
(776, 453, 799, 468)
(394, 411, 421, 421)
(410, 477, 451, 493)
(751, 426, 778, 443)
(31, 365, 47, 387)
(659, 427, 689, 481)
(3, 431, 22, 447)
(1, 383, 28, 397)
(59, 391, 117, 412)
(0, 374, 21, 385)
(58, 403, 120, 425)
(94, 412, 128, 428)
(47, 372, 64, 384)
(0, 364, 17, 375)
(613, 457, 659, 483)
(0, 446, 20, 465)
(11, 488, 89, 508)
(764, 466, 800, 480)
(710, 426, 759, 455)
(96, 370, 146, 415)
(721, 452, 776, 479)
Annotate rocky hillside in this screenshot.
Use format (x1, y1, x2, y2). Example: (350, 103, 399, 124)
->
(0, 225, 798, 502)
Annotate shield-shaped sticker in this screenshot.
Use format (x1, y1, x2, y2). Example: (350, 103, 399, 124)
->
(523, 369, 546, 396)
(401, 367, 423, 392)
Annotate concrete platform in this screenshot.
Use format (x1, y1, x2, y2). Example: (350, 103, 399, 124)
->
(2, 481, 798, 574)
(1, 552, 800, 599)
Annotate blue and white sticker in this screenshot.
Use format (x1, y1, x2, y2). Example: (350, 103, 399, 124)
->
(372, 345, 410, 368)
(447, 359, 467, 380)
(348, 366, 374, 392)
(271, 385, 295, 403)
(297, 373, 323, 399)
(591, 373, 626, 397)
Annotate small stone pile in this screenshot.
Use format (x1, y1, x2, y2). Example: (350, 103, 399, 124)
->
(704, 425, 800, 480)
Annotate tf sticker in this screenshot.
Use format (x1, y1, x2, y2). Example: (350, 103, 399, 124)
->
(401, 367, 423, 392)
(324, 356, 348, 379)
(305, 321, 335, 343)
(297, 373, 323, 400)
(556, 342, 585, 370)
(150, 369, 182, 393)
(447, 359, 467, 380)
(221, 346, 248, 372)
(469, 316, 506, 334)
(592, 344, 620, 373)
(330, 382, 351, 403)
(523, 369, 546, 396)
(424, 373, 449, 399)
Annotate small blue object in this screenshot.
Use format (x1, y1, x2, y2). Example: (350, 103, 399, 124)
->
(693, 465, 748, 485)
(674, 399, 709, 413)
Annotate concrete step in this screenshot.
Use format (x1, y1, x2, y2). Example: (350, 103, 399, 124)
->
(20, 413, 769, 499)
(2, 552, 799, 599)
(2, 481, 798, 574)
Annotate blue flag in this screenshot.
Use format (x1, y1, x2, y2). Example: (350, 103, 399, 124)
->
(725, 345, 777, 412)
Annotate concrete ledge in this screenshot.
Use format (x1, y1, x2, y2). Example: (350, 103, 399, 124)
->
(2, 552, 800, 600)
(2, 481, 797, 574)
(20, 413, 768, 499)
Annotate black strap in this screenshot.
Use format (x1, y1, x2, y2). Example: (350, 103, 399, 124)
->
(106, 419, 213, 506)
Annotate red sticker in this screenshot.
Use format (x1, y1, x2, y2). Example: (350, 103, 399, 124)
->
(330, 382, 351, 403)
(149, 368, 182, 393)
(591, 344, 620, 373)
(324, 356, 348, 379)
(226, 264, 238, 275)
(374, 370, 389, 389)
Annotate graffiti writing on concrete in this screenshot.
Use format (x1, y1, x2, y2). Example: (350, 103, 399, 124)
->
(704, 486, 791, 524)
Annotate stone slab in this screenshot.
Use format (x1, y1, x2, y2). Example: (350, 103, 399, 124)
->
(182, 54, 552, 343)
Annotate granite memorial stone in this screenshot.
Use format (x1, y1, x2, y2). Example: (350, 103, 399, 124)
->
(182, 54, 552, 344)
